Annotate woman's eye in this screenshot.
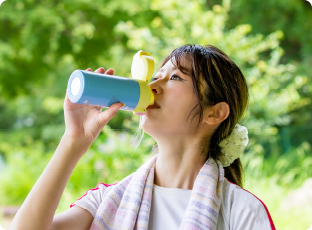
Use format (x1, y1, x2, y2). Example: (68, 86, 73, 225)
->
(171, 75, 182, 80)
(151, 75, 182, 82)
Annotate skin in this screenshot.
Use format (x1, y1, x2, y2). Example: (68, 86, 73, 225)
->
(141, 57, 230, 190)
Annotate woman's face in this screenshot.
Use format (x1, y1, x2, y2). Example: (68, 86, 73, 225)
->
(141, 57, 202, 139)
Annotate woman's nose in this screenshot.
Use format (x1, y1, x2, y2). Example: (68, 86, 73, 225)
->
(149, 85, 162, 95)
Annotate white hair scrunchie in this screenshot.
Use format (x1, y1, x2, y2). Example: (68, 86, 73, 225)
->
(218, 124, 249, 167)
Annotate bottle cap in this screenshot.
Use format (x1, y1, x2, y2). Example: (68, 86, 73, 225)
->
(131, 50, 154, 82)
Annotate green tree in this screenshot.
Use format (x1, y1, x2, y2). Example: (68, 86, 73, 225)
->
(207, 0, 312, 160)
(0, 0, 311, 228)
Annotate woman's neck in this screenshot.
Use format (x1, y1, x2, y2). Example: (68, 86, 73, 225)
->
(153, 151, 206, 190)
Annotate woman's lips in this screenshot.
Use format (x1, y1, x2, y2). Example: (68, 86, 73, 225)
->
(146, 105, 160, 109)
(147, 102, 160, 109)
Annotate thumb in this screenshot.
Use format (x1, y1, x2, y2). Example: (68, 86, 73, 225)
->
(98, 102, 124, 126)
(64, 88, 70, 104)
(64, 88, 74, 105)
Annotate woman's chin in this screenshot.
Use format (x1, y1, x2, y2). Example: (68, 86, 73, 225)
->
(141, 124, 161, 136)
(141, 116, 164, 133)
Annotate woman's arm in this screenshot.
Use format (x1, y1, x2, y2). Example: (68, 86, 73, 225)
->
(8, 67, 123, 230)
(51, 206, 93, 230)
(9, 135, 90, 230)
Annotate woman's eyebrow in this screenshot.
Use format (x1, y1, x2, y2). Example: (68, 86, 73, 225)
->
(158, 66, 191, 76)
(158, 68, 164, 73)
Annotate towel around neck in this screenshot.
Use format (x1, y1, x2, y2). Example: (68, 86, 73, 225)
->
(89, 154, 224, 230)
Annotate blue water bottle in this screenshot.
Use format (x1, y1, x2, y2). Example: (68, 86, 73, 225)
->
(67, 50, 155, 116)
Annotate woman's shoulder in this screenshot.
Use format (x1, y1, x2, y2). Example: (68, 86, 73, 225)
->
(221, 178, 276, 230)
(69, 182, 118, 217)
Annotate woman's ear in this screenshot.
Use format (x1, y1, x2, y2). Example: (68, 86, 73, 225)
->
(203, 102, 230, 125)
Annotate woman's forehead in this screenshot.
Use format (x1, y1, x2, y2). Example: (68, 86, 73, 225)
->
(161, 55, 192, 74)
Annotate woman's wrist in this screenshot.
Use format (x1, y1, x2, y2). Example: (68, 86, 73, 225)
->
(45, 134, 91, 174)
(60, 133, 92, 157)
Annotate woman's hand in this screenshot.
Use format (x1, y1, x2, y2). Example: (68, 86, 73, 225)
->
(63, 67, 124, 147)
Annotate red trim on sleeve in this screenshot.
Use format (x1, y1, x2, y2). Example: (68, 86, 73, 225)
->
(70, 182, 118, 208)
(225, 178, 276, 230)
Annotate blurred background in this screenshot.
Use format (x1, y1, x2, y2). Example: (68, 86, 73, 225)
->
(0, 0, 312, 229)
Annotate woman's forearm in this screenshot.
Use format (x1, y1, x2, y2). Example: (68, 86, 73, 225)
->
(9, 134, 89, 230)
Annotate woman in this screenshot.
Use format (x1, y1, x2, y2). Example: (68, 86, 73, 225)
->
(9, 44, 275, 230)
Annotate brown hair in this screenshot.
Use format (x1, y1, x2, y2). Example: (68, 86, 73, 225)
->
(138, 44, 249, 188)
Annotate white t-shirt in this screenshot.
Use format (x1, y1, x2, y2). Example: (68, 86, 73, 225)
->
(70, 178, 275, 230)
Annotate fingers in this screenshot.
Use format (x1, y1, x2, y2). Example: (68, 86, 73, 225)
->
(98, 102, 124, 127)
(85, 67, 114, 75)
(95, 67, 105, 73)
(105, 68, 114, 75)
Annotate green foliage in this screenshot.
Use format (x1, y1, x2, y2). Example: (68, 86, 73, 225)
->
(0, 138, 51, 205)
(224, 0, 312, 64)
(209, 0, 312, 151)
(0, 0, 311, 227)
(0, 122, 155, 205)
(242, 141, 312, 187)
(265, 142, 312, 187)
